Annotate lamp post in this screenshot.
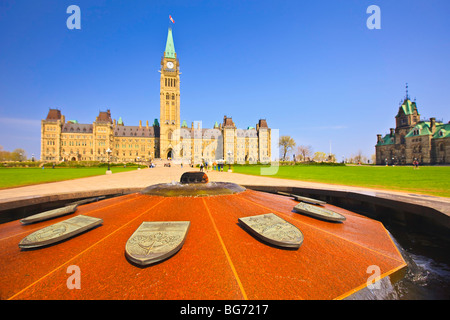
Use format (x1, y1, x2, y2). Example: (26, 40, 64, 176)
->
(106, 148, 112, 174)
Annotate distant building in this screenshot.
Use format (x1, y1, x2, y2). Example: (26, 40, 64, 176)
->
(375, 87, 450, 165)
(41, 28, 271, 164)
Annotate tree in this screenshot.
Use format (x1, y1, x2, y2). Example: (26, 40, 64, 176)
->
(348, 150, 368, 164)
(328, 153, 336, 163)
(313, 151, 328, 162)
(296, 145, 313, 162)
(279, 136, 296, 161)
(12, 148, 27, 161)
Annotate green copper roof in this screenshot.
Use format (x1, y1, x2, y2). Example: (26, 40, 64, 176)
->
(376, 134, 395, 146)
(164, 28, 176, 59)
(153, 118, 160, 127)
(405, 122, 431, 138)
(181, 120, 188, 128)
(434, 123, 450, 139)
(214, 121, 219, 128)
(396, 99, 419, 117)
(404, 121, 450, 139)
(117, 117, 123, 125)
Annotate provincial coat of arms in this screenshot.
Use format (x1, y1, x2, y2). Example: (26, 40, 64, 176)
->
(238, 213, 303, 249)
(293, 202, 346, 222)
(125, 221, 190, 266)
(19, 215, 103, 249)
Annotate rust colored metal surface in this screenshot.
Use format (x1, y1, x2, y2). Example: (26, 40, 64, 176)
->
(0, 189, 406, 300)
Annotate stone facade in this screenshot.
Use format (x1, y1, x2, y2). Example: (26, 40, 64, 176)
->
(376, 93, 450, 165)
(41, 28, 271, 164)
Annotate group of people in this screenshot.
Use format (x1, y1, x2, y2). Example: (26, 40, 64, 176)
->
(200, 161, 225, 172)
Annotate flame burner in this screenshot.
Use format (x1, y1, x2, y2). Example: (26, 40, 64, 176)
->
(141, 172, 246, 197)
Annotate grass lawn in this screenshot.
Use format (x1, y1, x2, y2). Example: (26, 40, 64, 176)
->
(230, 164, 450, 198)
(0, 167, 139, 189)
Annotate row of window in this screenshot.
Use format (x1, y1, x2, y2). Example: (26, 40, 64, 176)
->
(64, 127, 92, 133)
(62, 141, 91, 147)
(165, 93, 177, 100)
(62, 135, 92, 139)
(165, 78, 177, 87)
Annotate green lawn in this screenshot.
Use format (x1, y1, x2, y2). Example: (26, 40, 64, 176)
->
(230, 164, 450, 198)
(0, 167, 138, 189)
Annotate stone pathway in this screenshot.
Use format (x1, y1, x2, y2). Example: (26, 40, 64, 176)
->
(0, 165, 449, 216)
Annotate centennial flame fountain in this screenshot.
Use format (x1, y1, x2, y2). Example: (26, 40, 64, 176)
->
(0, 172, 406, 300)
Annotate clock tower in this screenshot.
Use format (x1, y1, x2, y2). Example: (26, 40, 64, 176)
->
(160, 27, 181, 159)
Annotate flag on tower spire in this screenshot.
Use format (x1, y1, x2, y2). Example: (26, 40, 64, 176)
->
(169, 15, 175, 24)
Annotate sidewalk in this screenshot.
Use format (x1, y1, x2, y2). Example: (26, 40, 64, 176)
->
(0, 166, 449, 216)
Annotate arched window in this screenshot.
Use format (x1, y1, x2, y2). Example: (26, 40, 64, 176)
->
(168, 130, 173, 140)
(172, 93, 175, 100)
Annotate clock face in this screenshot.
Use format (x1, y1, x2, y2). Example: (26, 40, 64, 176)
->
(167, 62, 174, 69)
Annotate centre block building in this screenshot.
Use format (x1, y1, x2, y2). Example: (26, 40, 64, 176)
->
(41, 28, 272, 165)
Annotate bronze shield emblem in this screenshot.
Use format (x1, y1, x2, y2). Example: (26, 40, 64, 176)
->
(20, 204, 79, 225)
(19, 215, 103, 249)
(293, 202, 346, 222)
(239, 213, 303, 249)
(125, 221, 190, 266)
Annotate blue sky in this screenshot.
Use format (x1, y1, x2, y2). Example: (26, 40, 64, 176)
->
(0, 0, 449, 161)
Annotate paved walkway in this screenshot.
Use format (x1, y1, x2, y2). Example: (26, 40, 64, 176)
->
(0, 165, 449, 216)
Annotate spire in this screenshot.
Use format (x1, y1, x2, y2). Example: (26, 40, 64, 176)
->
(165, 28, 176, 59)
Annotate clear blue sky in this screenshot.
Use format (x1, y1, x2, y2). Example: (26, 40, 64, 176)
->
(1, 0, 449, 161)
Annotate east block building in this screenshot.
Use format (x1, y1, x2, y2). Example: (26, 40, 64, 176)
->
(375, 91, 450, 165)
(41, 28, 271, 164)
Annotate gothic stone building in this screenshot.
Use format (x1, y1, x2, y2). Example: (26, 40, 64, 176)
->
(375, 94, 450, 165)
(41, 28, 271, 165)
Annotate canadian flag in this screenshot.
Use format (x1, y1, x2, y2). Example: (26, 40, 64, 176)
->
(169, 15, 175, 24)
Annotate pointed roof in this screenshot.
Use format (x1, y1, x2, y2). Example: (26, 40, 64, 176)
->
(45, 109, 62, 121)
(376, 133, 395, 146)
(396, 98, 419, 117)
(164, 28, 176, 59)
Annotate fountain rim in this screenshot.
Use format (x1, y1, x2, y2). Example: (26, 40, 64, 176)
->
(140, 181, 246, 197)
